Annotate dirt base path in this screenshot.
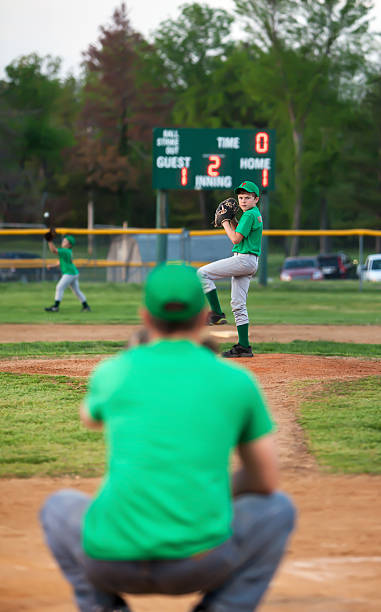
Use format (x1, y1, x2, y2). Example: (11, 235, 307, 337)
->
(1, 326, 381, 611)
(0, 323, 380, 344)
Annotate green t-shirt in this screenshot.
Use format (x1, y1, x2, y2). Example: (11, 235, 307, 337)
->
(57, 247, 78, 275)
(232, 206, 263, 256)
(82, 340, 275, 561)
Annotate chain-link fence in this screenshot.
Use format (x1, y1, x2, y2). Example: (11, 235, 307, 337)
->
(0, 225, 380, 285)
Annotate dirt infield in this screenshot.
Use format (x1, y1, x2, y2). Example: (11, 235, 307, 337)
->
(1, 323, 381, 344)
(1, 324, 381, 612)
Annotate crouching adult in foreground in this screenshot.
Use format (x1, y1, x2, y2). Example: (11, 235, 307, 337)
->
(40, 263, 296, 612)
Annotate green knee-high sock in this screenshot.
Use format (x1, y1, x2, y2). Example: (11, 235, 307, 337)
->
(205, 289, 223, 315)
(237, 323, 249, 348)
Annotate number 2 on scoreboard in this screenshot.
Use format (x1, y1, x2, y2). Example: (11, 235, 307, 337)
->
(207, 155, 221, 177)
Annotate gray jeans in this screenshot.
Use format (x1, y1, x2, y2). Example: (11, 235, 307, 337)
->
(40, 489, 295, 612)
(55, 274, 86, 303)
(197, 254, 258, 326)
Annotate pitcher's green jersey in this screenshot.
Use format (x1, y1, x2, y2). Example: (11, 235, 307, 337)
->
(232, 206, 263, 256)
(82, 340, 275, 560)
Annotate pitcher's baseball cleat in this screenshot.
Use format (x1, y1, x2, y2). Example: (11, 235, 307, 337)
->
(222, 343, 253, 358)
(45, 305, 59, 312)
(207, 311, 227, 325)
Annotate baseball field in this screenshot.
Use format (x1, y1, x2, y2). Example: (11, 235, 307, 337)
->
(1, 281, 381, 611)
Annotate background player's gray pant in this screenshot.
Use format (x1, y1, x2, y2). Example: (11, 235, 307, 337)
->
(198, 253, 258, 326)
(40, 489, 295, 612)
(55, 274, 86, 303)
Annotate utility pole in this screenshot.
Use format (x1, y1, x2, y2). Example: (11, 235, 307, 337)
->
(259, 191, 269, 286)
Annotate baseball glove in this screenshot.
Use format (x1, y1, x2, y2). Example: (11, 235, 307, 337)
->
(44, 230, 54, 242)
(214, 198, 239, 228)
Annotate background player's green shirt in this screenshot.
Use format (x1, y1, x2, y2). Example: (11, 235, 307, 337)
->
(232, 206, 263, 255)
(82, 340, 275, 561)
(57, 247, 78, 275)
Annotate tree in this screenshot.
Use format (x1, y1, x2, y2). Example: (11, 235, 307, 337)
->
(233, 0, 375, 253)
(154, 4, 234, 89)
(154, 3, 241, 226)
(0, 54, 75, 223)
(75, 2, 173, 226)
(330, 71, 381, 242)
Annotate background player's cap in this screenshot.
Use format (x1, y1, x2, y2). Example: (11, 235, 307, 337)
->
(144, 263, 205, 321)
(64, 235, 75, 246)
(235, 181, 260, 196)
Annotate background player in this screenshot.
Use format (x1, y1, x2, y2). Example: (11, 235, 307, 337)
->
(44, 234, 91, 313)
(198, 180, 263, 357)
(39, 262, 295, 612)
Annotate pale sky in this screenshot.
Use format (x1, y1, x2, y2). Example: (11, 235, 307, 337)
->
(0, 0, 237, 79)
(0, 0, 380, 80)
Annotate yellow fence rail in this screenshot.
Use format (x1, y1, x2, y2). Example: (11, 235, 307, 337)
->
(0, 228, 380, 237)
(190, 229, 381, 237)
(0, 259, 157, 269)
(0, 228, 183, 236)
(0, 228, 379, 282)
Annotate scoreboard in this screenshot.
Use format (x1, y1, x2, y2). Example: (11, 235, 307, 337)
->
(152, 127, 276, 191)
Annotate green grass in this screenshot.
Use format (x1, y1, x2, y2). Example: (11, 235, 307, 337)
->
(0, 282, 143, 324)
(0, 346, 380, 476)
(298, 377, 381, 473)
(247, 279, 381, 325)
(220, 340, 381, 358)
(0, 339, 380, 359)
(0, 340, 126, 359)
(0, 279, 381, 324)
(0, 373, 105, 477)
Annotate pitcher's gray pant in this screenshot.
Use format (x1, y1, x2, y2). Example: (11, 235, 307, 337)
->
(198, 253, 258, 326)
(40, 489, 295, 612)
(55, 274, 86, 303)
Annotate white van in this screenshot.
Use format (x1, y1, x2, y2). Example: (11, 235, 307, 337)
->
(357, 254, 381, 282)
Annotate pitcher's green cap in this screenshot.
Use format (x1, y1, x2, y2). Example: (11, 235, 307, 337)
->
(235, 181, 260, 196)
(65, 235, 75, 246)
(144, 263, 205, 321)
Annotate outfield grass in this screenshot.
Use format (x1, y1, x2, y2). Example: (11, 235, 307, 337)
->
(298, 377, 381, 474)
(0, 279, 380, 324)
(0, 282, 142, 324)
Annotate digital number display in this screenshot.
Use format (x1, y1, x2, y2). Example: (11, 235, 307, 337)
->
(152, 127, 276, 191)
(180, 167, 188, 186)
(207, 155, 221, 177)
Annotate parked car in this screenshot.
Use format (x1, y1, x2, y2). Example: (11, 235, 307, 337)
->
(357, 253, 381, 282)
(0, 252, 59, 282)
(317, 252, 356, 279)
(280, 256, 323, 281)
